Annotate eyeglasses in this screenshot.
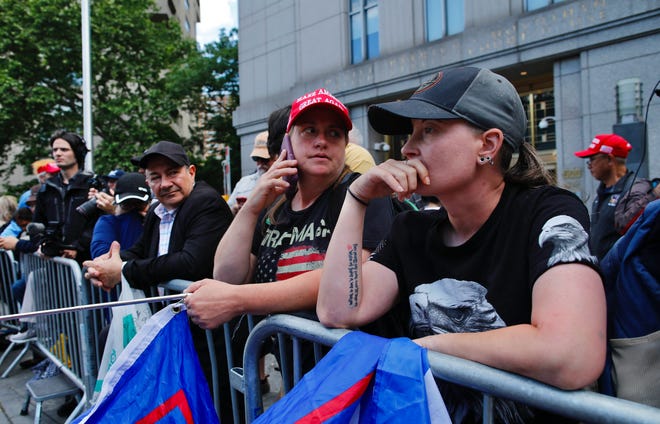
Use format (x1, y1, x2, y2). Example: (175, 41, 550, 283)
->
(253, 157, 271, 164)
(586, 154, 608, 165)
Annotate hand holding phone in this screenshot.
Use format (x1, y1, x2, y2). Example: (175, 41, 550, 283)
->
(280, 134, 298, 197)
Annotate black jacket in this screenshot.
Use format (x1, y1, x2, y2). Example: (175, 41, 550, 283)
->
(120, 181, 233, 290)
(33, 171, 99, 263)
(591, 171, 635, 260)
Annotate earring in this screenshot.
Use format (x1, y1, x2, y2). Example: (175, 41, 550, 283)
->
(479, 157, 486, 164)
(485, 156, 494, 165)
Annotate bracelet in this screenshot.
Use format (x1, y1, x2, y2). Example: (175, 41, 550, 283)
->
(347, 187, 369, 207)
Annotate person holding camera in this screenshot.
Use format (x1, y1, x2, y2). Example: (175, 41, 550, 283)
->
(32, 130, 100, 264)
(90, 172, 150, 260)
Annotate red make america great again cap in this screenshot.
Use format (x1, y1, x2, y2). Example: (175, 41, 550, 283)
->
(574, 134, 633, 158)
(286, 88, 352, 132)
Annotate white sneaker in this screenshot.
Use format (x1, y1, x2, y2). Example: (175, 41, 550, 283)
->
(8, 328, 36, 342)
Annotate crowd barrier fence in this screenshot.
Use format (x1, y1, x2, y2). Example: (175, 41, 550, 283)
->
(0, 249, 23, 375)
(242, 314, 660, 424)
(20, 253, 95, 423)
(3, 254, 660, 424)
(0, 249, 20, 322)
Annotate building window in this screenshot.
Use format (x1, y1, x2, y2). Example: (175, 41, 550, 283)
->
(426, 0, 464, 41)
(525, 0, 564, 12)
(184, 18, 190, 32)
(521, 89, 556, 151)
(350, 0, 379, 64)
(184, 0, 189, 10)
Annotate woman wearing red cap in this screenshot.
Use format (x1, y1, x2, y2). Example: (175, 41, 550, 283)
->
(185, 89, 395, 374)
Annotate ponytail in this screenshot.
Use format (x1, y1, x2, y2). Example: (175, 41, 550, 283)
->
(502, 142, 555, 187)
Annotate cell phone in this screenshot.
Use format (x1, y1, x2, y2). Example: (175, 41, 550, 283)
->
(281, 134, 296, 161)
(280, 134, 298, 198)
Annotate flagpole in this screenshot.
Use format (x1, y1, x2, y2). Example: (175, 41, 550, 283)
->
(0, 293, 188, 322)
(81, 0, 93, 170)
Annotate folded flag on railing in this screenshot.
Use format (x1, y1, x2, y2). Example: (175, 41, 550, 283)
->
(72, 303, 219, 424)
(255, 331, 451, 423)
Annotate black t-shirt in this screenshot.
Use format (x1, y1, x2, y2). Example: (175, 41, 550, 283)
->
(252, 173, 393, 284)
(370, 183, 601, 423)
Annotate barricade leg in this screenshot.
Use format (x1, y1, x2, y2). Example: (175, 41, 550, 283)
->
(20, 391, 30, 415)
(0, 340, 34, 378)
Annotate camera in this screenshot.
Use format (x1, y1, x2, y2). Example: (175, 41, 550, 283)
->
(30, 221, 75, 257)
(76, 174, 108, 218)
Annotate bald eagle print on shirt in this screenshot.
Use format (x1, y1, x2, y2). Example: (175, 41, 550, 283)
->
(409, 279, 505, 338)
(538, 215, 596, 266)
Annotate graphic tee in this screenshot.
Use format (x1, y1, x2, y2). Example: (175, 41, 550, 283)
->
(370, 183, 600, 423)
(252, 174, 393, 284)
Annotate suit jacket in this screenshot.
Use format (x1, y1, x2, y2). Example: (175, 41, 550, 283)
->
(121, 181, 232, 290)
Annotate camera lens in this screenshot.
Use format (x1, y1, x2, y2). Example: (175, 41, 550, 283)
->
(76, 198, 98, 218)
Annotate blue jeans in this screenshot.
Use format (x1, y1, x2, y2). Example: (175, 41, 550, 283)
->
(11, 277, 26, 305)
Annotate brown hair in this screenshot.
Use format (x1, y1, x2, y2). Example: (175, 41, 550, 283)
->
(501, 142, 555, 187)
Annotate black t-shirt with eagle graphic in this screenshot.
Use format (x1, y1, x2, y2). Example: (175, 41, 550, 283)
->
(370, 183, 600, 424)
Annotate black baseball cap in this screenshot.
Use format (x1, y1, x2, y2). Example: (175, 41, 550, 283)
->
(137, 141, 190, 168)
(114, 172, 151, 204)
(368, 67, 527, 150)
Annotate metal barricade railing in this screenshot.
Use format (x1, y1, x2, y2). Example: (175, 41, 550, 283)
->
(0, 249, 20, 329)
(21, 253, 96, 420)
(242, 314, 660, 424)
(157, 279, 249, 424)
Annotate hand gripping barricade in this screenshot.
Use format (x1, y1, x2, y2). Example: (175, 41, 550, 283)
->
(3, 266, 660, 423)
(241, 314, 660, 424)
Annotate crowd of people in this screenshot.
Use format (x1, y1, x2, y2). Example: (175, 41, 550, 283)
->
(1, 65, 658, 422)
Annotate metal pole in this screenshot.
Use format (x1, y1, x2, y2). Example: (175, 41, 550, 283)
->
(0, 293, 188, 322)
(81, 0, 93, 171)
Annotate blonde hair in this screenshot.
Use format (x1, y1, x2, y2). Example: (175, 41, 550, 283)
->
(0, 195, 18, 222)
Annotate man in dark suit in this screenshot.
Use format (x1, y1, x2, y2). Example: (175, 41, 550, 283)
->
(84, 140, 234, 420)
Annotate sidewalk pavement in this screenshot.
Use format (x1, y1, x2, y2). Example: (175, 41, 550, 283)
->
(0, 342, 64, 424)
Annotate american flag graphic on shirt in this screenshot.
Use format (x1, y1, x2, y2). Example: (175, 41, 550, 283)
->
(276, 246, 325, 280)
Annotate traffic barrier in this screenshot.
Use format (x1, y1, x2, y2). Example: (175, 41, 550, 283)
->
(7, 256, 658, 424)
(20, 253, 95, 422)
(0, 249, 19, 321)
(241, 314, 660, 424)
(0, 249, 26, 378)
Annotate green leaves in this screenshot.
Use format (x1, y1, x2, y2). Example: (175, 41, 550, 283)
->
(0, 0, 239, 195)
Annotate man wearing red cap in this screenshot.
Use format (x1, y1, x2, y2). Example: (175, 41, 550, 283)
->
(574, 134, 634, 259)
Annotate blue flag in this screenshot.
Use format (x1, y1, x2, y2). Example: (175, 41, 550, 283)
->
(255, 331, 450, 423)
(74, 304, 219, 424)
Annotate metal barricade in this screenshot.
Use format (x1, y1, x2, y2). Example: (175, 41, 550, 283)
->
(0, 249, 26, 378)
(158, 279, 244, 424)
(0, 249, 20, 328)
(242, 314, 660, 424)
(21, 253, 96, 422)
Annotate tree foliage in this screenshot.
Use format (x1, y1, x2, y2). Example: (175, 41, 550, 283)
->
(0, 0, 240, 194)
(167, 28, 241, 193)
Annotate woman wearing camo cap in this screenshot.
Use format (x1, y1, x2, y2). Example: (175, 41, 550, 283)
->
(318, 67, 606, 423)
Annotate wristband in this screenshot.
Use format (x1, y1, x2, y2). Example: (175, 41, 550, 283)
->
(347, 187, 369, 207)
